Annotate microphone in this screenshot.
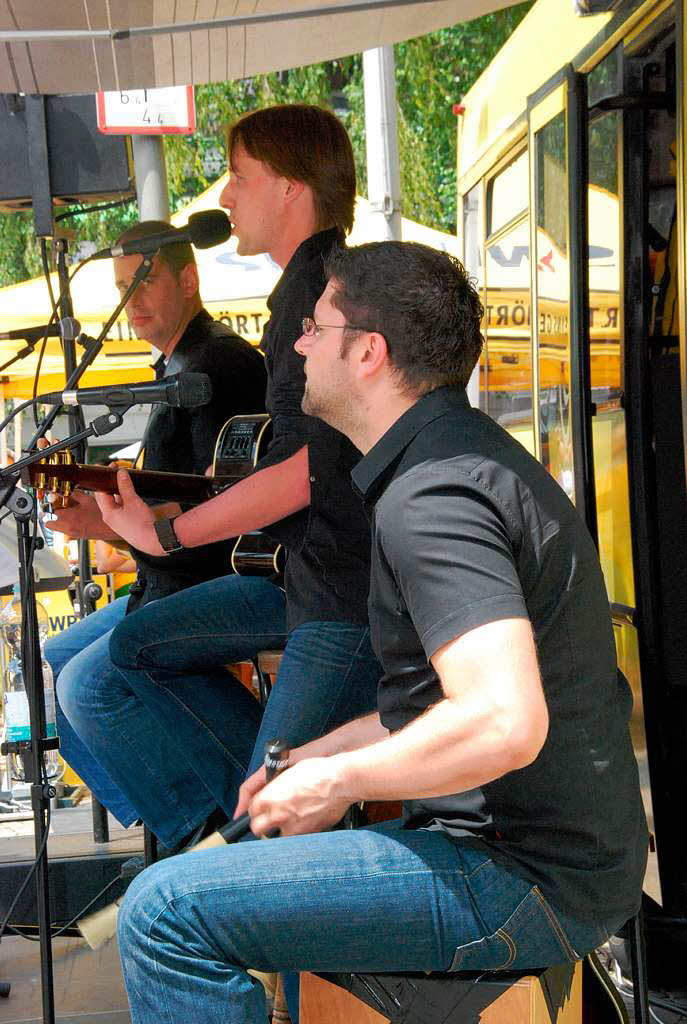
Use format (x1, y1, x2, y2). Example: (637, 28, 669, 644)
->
(91, 210, 231, 261)
(0, 318, 81, 342)
(37, 372, 212, 410)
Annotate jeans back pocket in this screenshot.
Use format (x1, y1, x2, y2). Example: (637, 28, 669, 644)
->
(449, 886, 579, 972)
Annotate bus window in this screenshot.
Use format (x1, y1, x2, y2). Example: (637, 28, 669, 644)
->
(587, 44, 621, 108)
(487, 149, 529, 237)
(588, 109, 634, 610)
(462, 182, 485, 411)
(534, 110, 574, 500)
(485, 217, 535, 453)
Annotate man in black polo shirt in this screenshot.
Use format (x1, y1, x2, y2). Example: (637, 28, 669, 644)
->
(115, 240, 647, 1024)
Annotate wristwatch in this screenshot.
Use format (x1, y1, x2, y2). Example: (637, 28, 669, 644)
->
(154, 516, 184, 553)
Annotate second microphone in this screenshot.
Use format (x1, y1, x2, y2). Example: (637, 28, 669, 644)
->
(37, 372, 212, 410)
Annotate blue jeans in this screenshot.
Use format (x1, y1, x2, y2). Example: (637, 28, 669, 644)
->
(44, 596, 138, 825)
(55, 574, 381, 847)
(117, 820, 606, 1024)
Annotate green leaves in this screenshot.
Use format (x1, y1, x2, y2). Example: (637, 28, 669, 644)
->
(0, 6, 531, 287)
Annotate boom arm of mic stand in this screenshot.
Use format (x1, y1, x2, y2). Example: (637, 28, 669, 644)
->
(26, 253, 156, 451)
(0, 340, 39, 376)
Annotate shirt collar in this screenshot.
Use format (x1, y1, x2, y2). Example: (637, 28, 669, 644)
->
(164, 309, 211, 375)
(352, 386, 471, 501)
(152, 351, 166, 380)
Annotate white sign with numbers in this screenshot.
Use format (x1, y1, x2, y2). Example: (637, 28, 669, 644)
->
(96, 86, 195, 135)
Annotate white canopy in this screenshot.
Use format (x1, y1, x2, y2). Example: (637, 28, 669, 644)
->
(0, 0, 514, 95)
(0, 173, 460, 396)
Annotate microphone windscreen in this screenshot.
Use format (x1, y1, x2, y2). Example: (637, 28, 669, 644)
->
(176, 372, 212, 408)
(187, 210, 232, 249)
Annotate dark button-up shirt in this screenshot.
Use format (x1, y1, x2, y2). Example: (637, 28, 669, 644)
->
(130, 309, 267, 608)
(257, 229, 371, 631)
(352, 385, 647, 928)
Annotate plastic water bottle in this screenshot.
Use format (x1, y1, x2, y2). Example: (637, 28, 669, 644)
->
(1, 583, 60, 786)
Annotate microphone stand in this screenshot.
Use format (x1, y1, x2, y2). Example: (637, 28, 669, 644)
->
(0, 409, 129, 1024)
(26, 251, 154, 618)
(23, 252, 156, 845)
(27, 253, 156, 470)
(0, 319, 83, 377)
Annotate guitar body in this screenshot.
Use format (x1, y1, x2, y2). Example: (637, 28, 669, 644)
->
(212, 415, 285, 579)
(212, 413, 273, 479)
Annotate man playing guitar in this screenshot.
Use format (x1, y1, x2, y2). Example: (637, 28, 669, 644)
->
(44, 222, 266, 831)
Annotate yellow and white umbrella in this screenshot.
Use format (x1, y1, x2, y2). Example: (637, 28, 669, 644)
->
(0, 176, 459, 399)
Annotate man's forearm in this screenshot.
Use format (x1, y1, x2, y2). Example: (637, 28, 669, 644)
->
(292, 712, 388, 764)
(331, 695, 543, 808)
(173, 447, 310, 548)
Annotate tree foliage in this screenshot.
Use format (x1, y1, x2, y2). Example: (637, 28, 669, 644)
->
(0, 2, 531, 288)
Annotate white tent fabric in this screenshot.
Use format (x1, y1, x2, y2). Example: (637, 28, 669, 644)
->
(0, 173, 460, 395)
(0, 0, 515, 95)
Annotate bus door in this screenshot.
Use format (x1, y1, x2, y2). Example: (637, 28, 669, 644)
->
(529, 84, 576, 504)
(587, 21, 687, 942)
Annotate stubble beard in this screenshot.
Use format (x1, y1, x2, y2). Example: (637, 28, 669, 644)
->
(301, 381, 353, 438)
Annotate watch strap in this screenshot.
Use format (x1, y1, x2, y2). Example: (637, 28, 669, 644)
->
(154, 516, 184, 553)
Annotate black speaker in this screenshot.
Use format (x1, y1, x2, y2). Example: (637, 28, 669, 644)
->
(0, 852, 134, 935)
(0, 93, 134, 213)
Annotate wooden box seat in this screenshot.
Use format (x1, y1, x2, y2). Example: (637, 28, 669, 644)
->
(300, 961, 582, 1024)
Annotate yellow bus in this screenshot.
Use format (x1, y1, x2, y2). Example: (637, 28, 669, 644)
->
(456, 0, 686, 983)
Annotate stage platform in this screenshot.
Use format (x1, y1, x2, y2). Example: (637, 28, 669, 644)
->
(0, 800, 140, 1023)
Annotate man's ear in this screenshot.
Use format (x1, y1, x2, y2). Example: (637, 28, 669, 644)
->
(179, 262, 200, 299)
(357, 330, 390, 379)
(283, 178, 306, 206)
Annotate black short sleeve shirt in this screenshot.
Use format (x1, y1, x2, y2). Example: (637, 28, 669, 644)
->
(352, 386, 647, 929)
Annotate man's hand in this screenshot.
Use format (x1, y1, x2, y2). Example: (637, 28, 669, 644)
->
(94, 471, 165, 556)
(233, 764, 267, 820)
(49, 491, 119, 542)
(242, 757, 352, 838)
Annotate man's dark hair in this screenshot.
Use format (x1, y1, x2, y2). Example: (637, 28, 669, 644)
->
(114, 221, 196, 279)
(228, 105, 356, 240)
(325, 241, 484, 395)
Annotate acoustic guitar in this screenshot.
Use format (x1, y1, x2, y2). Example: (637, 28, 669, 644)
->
(22, 413, 284, 579)
(212, 414, 284, 577)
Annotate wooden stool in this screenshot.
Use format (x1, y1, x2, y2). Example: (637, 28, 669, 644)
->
(301, 961, 583, 1024)
(255, 648, 284, 706)
(257, 649, 284, 680)
(227, 660, 256, 695)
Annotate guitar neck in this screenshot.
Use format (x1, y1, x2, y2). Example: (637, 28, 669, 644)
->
(23, 462, 233, 505)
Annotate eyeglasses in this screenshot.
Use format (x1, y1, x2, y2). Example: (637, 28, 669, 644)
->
(301, 317, 367, 338)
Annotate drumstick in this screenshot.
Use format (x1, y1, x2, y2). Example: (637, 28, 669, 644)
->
(78, 739, 289, 949)
(188, 738, 289, 848)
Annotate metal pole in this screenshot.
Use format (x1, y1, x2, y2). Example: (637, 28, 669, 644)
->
(132, 136, 170, 221)
(363, 46, 402, 241)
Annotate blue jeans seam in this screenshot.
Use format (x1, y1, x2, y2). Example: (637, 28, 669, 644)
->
(157, 866, 466, 895)
(531, 887, 579, 960)
(146, 921, 175, 1024)
(494, 928, 516, 968)
(140, 672, 257, 778)
(463, 857, 493, 881)
(79, 693, 211, 834)
(304, 624, 373, 735)
(131, 633, 287, 667)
